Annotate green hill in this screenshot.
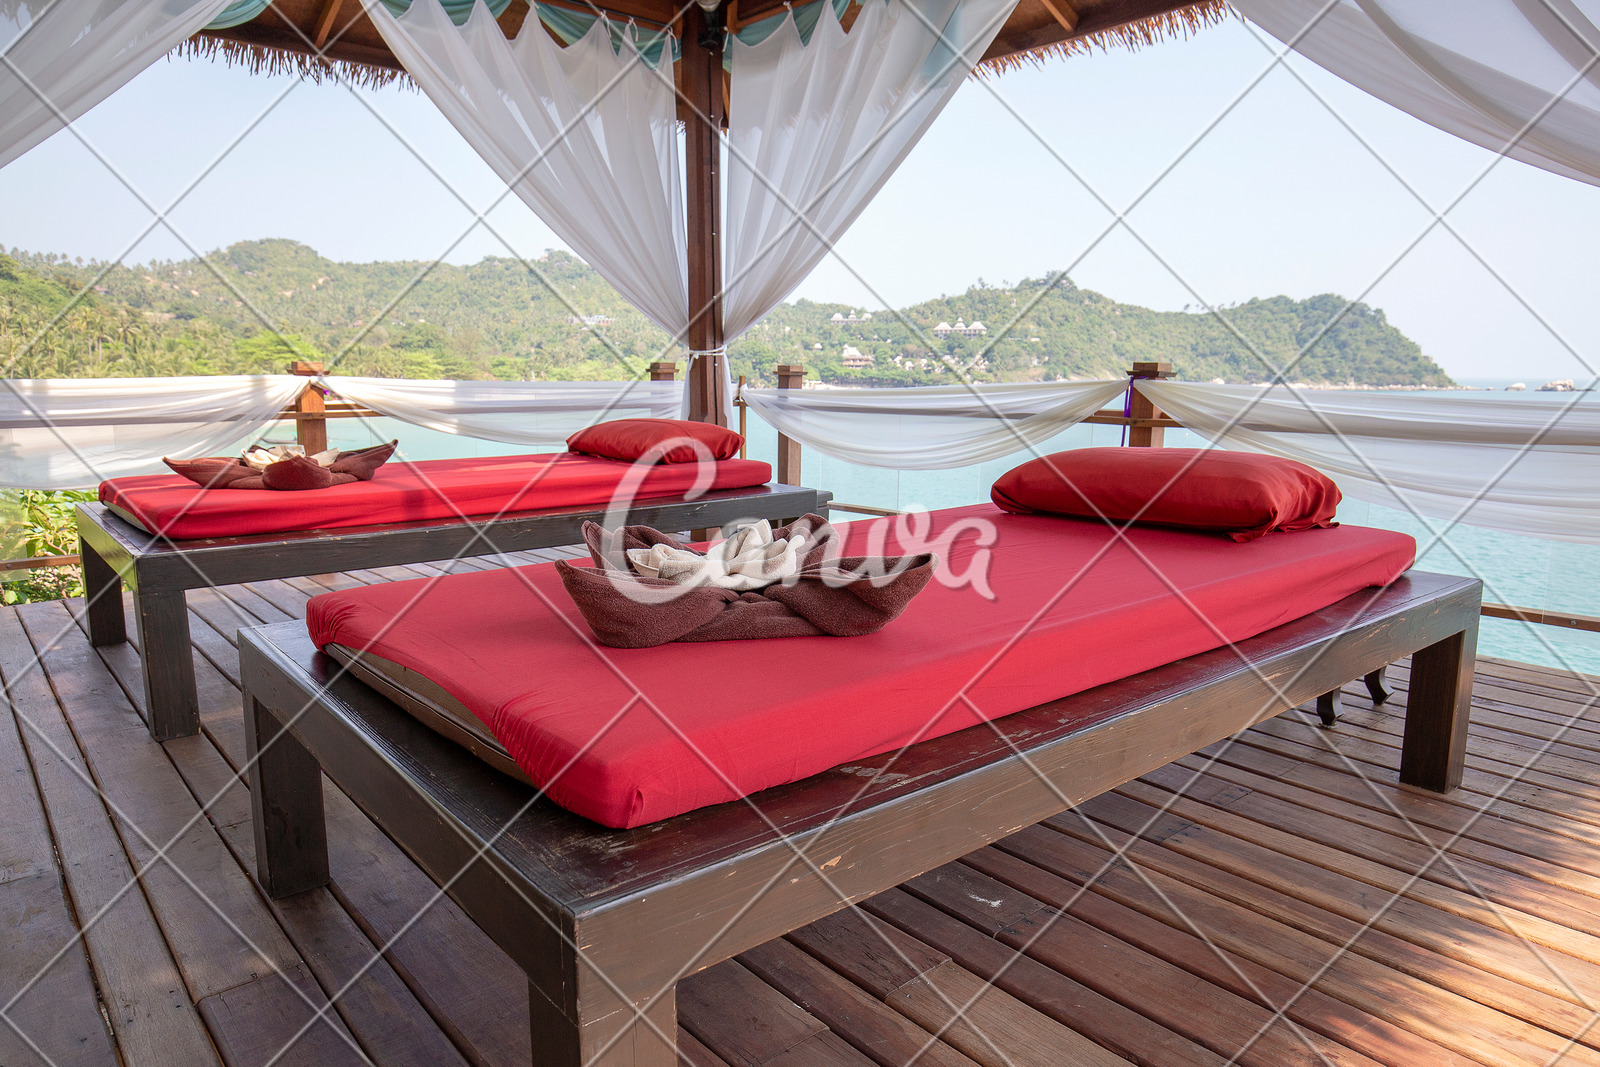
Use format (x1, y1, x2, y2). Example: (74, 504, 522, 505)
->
(1, 240, 1453, 388)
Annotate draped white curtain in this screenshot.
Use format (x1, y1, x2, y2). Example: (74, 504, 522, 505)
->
(1234, 0, 1600, 187)
(1140, 380, 1600, 545)
(722, 0, 1018, 339)
(366, 0, 689, 336)
(745, 379, 1126, 469)
(0, 0, 234, 169)
(331, 375, 682, 446)
(0, 375, 307, 488)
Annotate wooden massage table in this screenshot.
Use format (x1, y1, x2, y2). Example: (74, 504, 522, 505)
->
(237, 504, 1481, 1066)
(80, 452, 822, 739)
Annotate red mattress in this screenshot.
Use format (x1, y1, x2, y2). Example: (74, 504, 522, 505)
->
(306, 504, 1415, 828)
(99, 453, 773, 540)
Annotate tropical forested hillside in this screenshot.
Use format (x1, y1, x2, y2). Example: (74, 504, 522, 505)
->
(1, 239, 1454, 387)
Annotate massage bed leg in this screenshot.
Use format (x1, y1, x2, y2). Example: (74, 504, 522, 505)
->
(244, 695, 330, 898)
(528, 962, 676, 1067)
(80, 536, 126, 646)
(1365, 665, 1392, 705)
(1400, 621, 1478, 793)
(1317, 690, 1340, 728)
(134, 589, 200, 740)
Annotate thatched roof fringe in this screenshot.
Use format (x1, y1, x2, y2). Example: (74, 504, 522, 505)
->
(177, 0, 1230, 89)
(174, 35, 410, 90)
(976, 0, 1230, 76)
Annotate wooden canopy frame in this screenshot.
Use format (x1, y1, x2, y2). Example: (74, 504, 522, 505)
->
(189, 0, 1223, 425)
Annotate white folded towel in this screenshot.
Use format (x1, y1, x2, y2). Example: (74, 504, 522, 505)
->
(626, 519, 805, 591)
(242, 444, 340, 471)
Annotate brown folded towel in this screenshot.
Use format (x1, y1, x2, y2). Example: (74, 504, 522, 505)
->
(555, 514, 936, 648)
(163, 455, 264, 490)
(164, 440, 398, 491)
(261, 454, 355, 491)
(329, 440, 398, 480)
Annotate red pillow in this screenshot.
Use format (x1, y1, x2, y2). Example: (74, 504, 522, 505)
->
(567, 418, 742, 464)
(991, 447, 1340, 543)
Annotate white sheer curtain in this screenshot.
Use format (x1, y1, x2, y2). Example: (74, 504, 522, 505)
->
(1, 0, 234, 168)
(1233, 0, 1600, 187)
(0, 375, 306, 488)
(722, 0, 1018, 339)
(1140, 380, 1600, 544)
(330, 376, 682, 446)
(745, 379, 1126, 469)
(366, 0, 689, 335)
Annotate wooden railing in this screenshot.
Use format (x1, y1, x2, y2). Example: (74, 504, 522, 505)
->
(0, 554, 79, 573)
(767, 358, 1598, 639)
(279, 361, 379, 453)
(275, 361, 686, 456)
(1481, 603, 1600, 634)
(3, 361, 1593, 641)
(779, 359, 1181, 512)
(4, 362, 690, 573)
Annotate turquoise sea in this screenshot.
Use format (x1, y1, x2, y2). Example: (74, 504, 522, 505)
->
(293, 377, 1600, 679)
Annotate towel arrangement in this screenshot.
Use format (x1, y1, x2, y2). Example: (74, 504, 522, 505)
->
(163, 440, 398, 491)
(556, 514, 936, 647)
(624, 518, 806, 591)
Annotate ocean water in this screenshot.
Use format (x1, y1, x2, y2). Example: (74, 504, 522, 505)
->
(298, 379, 1600, 679)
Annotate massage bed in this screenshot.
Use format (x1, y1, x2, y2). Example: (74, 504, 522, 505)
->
(79, 451, 823, 739)
(239, 503, 1481, 1065)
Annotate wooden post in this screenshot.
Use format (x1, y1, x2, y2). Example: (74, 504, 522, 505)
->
(245, 696, 330, 898)
(681, 4, 728, 426)
(135, 590, 200, 740)
(290, 360, 327, 454)
(79, 536, 125, 647)
(1400, 622, 1478, 792)
(1126, 361, 1173, 447)
(775, 364, 805, 485)
(649, 361, 679, 382)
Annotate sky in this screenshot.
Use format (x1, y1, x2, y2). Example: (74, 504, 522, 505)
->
(3, 12, 1599, 381)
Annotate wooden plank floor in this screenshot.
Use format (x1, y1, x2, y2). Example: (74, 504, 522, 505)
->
(5, 553, 1600, 1066)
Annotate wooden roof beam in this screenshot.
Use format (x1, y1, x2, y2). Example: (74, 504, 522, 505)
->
(312, 0, 346, 48)
(1037, 0, 1078, 34)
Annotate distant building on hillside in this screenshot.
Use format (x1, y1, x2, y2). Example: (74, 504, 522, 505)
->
(932, 319, 987, 337)
(831, 310, 873, 323)
(568, 314, 613, 327)
(841, 346, 873, 368)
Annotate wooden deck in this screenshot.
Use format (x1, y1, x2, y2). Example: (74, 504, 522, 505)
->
(5, 551, 1600, 1067)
